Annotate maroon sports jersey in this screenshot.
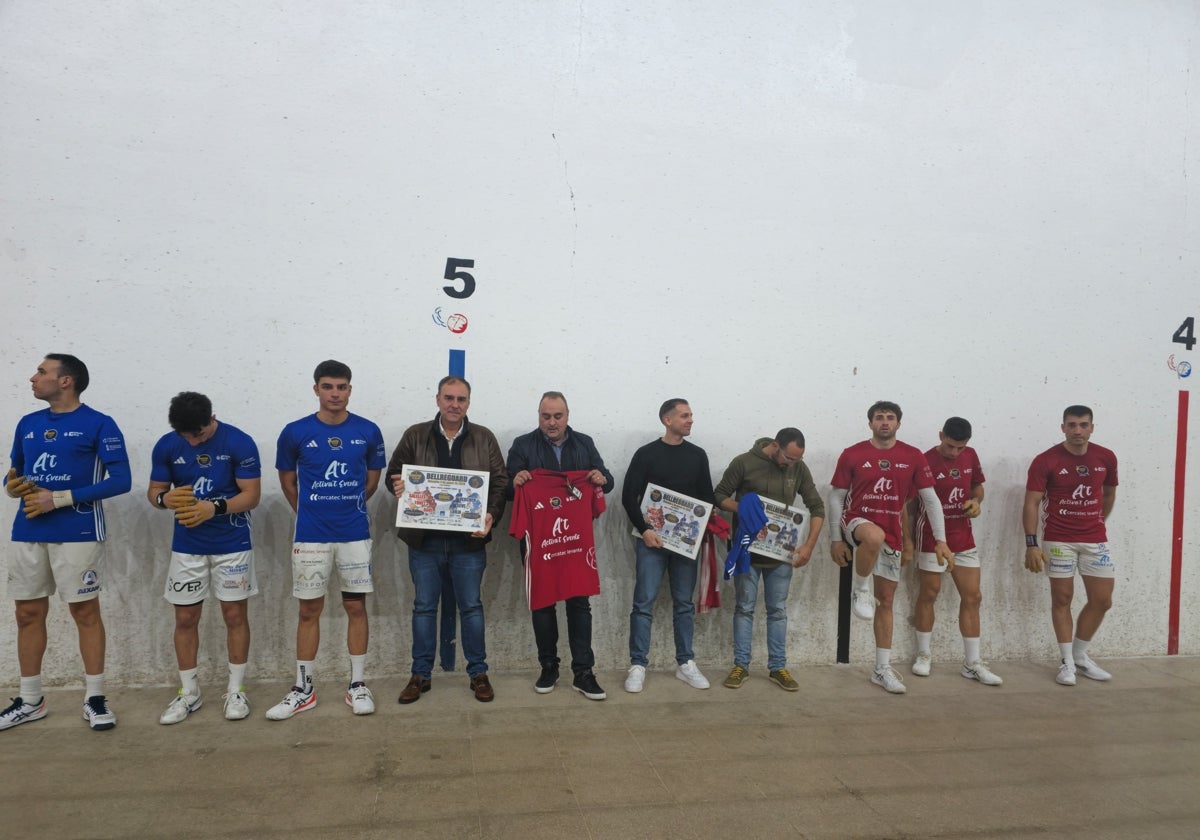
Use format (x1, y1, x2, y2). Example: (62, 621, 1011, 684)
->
(1026, 443, 1118, 542)
(509, 469, 605, 611)
(831, 439, 934, 552)
(917, 446, 985, 553)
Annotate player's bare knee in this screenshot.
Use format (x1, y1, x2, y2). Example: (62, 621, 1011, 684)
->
(219, 600, 248, 629)
(297, 597, 325, 622)
(67, 598, 103, 628)
(14, 599, 48, 628)
(341, 593, 367, 618)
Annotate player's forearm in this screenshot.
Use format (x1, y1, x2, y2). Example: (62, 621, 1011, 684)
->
(917, 487, 946, 542)
(71, 460, 132, 505)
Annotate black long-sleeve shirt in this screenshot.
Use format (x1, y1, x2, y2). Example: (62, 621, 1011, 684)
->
(621, 438, 715, 534)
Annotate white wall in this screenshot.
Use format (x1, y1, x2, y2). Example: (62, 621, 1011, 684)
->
(2, 1, 1198, 687)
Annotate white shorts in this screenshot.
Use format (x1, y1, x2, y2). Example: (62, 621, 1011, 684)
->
(165, 550, 258, 605)
(292, 540, 373, 599)
(8, 541, 104, 603)
(918, 547, 979, 572)
(843, 519, 902, 582)
(1044, 542, 1116, 579)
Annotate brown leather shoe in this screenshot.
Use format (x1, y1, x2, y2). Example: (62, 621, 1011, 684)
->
(470, 674, 494, 703)
(398, 674, 431, 704)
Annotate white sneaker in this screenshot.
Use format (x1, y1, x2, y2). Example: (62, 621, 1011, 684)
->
(345, 682, 375, 715)
(851, 588, 875, 621)
(265, 687, 316, 720)
(222, 691, 250, 720)
(1056, 662, 1077, 686)
(159, 690, 202, 725)
(911, 652, 932, 677)
(675, 660, 710, 689)
(961, 661, 1003, 686)
(624, 665, 646, 693)
(1076, 656, 1112, 681)
(870, 666, 907, 694)
(82, 695, 117, 730)
(0, 696, 46, 730)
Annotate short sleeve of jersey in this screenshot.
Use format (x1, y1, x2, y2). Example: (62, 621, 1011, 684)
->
(275, 423, 301, 472)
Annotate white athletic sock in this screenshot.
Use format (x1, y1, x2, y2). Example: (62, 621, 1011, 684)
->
(228, 662, 246, 694)
(349, 653, 367, 684)
(1059, 642, 1075, 669)
(853, 572, 872, 592)
(916, 631, 933, 655)
(296, 660, 315, 693)
(1072, 637, 1091, 661)
(84, 672, 104, 699)
(963, 637, 981, 664)
(179, 668, 200, 698)
(20, 674, 43, 702)
(875, 648, 891, 670)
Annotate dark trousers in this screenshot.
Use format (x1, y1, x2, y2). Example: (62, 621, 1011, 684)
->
(532, 596, 595, 675)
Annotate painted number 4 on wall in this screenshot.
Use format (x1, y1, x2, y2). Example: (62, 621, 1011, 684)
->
(1168, 316, 1194, 379)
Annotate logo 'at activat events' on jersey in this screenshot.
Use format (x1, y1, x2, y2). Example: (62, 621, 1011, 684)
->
(196, 454, 211, 467)
(328, 437, 343, 450)
(43, 429, 57, 441)
(1076, 465, 1089, 476)
(408, 470, 427, 485)
(877, 459, 891, 471)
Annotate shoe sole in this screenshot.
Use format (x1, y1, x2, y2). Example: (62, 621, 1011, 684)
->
(0, 706, 48, 730)
(266, 695, 316, 720)
(84, 714, 117, 731)
(224, 707, 250, 721)
(769, 678, 800, 692)
(160, 697, 203, 725)
(534, 680, 558, 695)
(962, 669, 1003, 686)
(675, 673, 710, 689)
(345, 698, 375, 715)
(870, 676, 906, 695)
(1077, 667, 1111, 682)
(572, 685, 607, 701)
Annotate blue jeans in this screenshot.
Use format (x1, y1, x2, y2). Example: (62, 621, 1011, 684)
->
(408, 534, 487, 678)
(629, 541, 697, 666)
(733, 562, 793, 671)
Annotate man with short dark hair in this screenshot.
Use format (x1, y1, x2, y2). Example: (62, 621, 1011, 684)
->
(622, 398, 715, 693)
(714, 428, 825, 691)
(1023, 405, 1118, 686)
(507, 391, 614, 700)
(267, 360, 386, 720)
(909, 417, 1001, 686)
(389, 376, 508, 704)
(828, 401, 952, 694)
(148, 392, 262, 724)
(2, 355, 131, 731)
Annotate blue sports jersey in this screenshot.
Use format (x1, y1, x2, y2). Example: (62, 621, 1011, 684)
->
(9, 404, 131, 542)
(275, 413, 386, 542)
(150, 422, 261, 555)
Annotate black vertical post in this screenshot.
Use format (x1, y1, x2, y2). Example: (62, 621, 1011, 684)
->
(836, 562, 853, 663)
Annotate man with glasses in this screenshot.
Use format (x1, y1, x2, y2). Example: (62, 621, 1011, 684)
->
(713, 429, 825, 692)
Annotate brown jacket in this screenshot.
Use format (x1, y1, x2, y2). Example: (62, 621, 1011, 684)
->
(386, 415, 508, 550)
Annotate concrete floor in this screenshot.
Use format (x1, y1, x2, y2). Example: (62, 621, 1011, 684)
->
(2, 657, 1199, 840)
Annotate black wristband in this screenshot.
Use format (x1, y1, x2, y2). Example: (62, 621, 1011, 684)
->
(156, 491, 167, 509)
(1025, 534, 1038, 548)
(212, 498, 229, 516)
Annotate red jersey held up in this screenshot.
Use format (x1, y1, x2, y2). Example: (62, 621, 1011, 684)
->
(1026, 443, 1118, 542)
(509, 469, 605, 611)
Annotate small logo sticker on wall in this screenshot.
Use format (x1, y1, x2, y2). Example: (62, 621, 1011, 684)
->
(432, 306, 469, 334)
(1167, 354, 1192, 379)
